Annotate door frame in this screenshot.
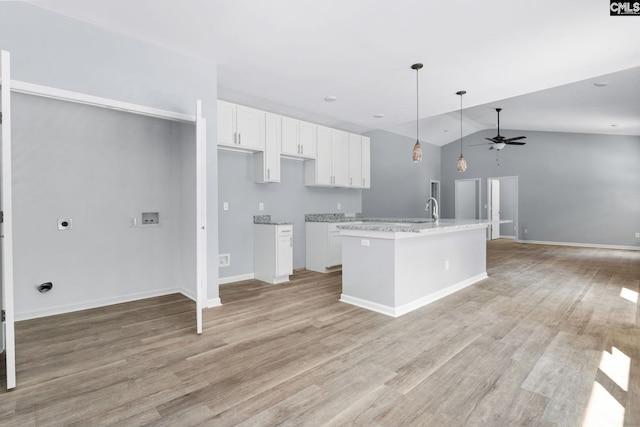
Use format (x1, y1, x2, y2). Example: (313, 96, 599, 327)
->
(455, 178, 481, 220)
(1, 49, 16, 390)
(487, 175, 519, 240)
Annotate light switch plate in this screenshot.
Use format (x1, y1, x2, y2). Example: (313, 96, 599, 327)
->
(223, 202, 229, 211)
(259, 203, 264, 211)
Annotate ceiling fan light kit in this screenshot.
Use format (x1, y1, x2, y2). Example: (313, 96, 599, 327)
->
(411, 63, 423, 163)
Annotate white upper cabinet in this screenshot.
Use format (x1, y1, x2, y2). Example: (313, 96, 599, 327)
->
(254, 112, 281, 183)
(306, 125, 333, 186)
(361, 136, 371, 189)
(281, 117, 316, 159)
(298, 121, 317, 159)
(305, 128, 367, 188)
(331, 129, 349, 187)
(218, 99, 369, 188)
(217, 100, 265, 151)
(348, 133, 363, 188)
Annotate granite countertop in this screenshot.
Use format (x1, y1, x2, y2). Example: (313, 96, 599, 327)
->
(305, 213, 435, 224)
(337, 219, 510, 234)
(305, 213, 363, 223)
(253, 215, 293, 226)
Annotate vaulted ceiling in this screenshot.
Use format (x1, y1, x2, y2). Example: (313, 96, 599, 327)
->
(30, 0, 640, 145)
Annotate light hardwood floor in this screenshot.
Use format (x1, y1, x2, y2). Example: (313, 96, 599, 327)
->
(1, 240, 639, 426)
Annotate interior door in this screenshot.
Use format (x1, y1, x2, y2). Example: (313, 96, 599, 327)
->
(490, 179, 500, 239)
(195, 100, 206, 335)
(1, 50, 16, 390)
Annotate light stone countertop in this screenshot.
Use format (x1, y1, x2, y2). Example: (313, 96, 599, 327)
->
(337, 219, 509, 238)
(253, 215, 293, 226)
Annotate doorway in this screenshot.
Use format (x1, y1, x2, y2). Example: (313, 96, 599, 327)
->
(487, 176, 518, 240)
(455, 178, 481, 220)
(429, 180, 440, 219)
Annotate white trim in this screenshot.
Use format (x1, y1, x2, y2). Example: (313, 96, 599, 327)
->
(219, 273, 255, 285)
(15, 288, 192, 321)
(195, 100, 206, 335)
(1, 49, 16, 390)
(499, 235, 517, 240)
(518, 240, 640, 251)
(340, 272, 488, 318)
(207, 298, 222, 308)
(487, 175, 519, 241)
(339, 295, 397, 317)
(0, 78, 196, 123)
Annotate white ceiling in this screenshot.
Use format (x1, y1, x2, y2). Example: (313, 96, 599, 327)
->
(29, 0, 640, 146)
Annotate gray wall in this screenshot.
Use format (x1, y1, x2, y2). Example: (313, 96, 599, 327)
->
(441, 129, 640, 248)
(12, 94, 194, 319)
(362, 130, 441, 218)
(1, 3, 219, 315)
(218, 151, 362, 278)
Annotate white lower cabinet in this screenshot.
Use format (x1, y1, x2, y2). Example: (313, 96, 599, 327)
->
(306, 222, 360, 273)
(254, 224, 293, 284)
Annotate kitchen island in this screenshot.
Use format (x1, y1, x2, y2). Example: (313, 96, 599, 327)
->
(338, 219, 494, 317)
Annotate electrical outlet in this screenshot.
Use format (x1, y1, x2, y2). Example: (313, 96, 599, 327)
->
(218, 253, 230, 267)
(58, 219, 72, 230)
(445, 260, 450, 270)
(223, 202, 229, 211)
(524, 228, 528, 234)
(259, 202, 264, 211)
(361, 239, 370, 247)
(635, 232, 640, 238)
(337, 203, 342, 210)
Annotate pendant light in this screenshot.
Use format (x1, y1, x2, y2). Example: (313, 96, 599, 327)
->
(456, 90, 468, 172)
(411, 63, 423, 162)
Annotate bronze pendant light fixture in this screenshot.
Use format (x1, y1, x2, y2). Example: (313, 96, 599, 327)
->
(456, 90, 468, 172)
(411, 63, 423, 162)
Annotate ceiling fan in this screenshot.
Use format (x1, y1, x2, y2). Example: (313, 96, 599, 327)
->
(472, 108, 526, 150)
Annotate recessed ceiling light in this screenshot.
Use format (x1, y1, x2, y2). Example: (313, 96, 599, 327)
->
(373, 113, 384, 118)
(324, 95, 338, 102)
(611, 124, 618, 127)
(593, 82, 609, 87)
(443, 129, 449, 132)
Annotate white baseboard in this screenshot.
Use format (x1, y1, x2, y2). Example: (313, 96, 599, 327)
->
(16, 287, 187, 321)
(499, 235, 516, 240)
(207, 298, 222, 308)
(219, 273, 255, 285)
(340, 272, 488, 318)
(518, 239, 640, 251)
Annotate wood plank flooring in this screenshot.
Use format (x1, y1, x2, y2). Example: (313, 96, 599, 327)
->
(1, 240, 639, 426)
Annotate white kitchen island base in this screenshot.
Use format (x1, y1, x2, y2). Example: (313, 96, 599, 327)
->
(339, 223, 489, 317)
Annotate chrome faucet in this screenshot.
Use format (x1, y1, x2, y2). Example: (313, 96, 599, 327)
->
(426, 197, 439, 222)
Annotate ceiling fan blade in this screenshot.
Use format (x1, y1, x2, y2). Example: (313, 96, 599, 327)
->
(505, 141, 526, 145)
(485, 137, 498, 143)
(470, 142, 493, 146)
(505, 136, 527, 142)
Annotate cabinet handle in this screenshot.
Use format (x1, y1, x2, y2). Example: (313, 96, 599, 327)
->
(297, 144, 300, 154)
(350, 177, 352, 186)
(290, 237, 293, 247)
(301, 145, 304, 155)
(267, 168, 270, 179)
(362, 178, 365, 187)
(233, 132, 237, 144)
(238, 133, 241, 145)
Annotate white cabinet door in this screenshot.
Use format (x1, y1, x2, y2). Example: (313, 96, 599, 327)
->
(277, 234, 293, 276)
(348, 133, 362, 188)
(327, 231, 342, 267)
(314, 125, 333, 186)
(255, 112, 280, 183)
(298, 121, 316, 159)
(235, 105, 265, 150)
(217, 100, 236, 147)
(281, 116, 299, 156)
(361, 136, 371, 189)
(331, 130, 349, 187)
